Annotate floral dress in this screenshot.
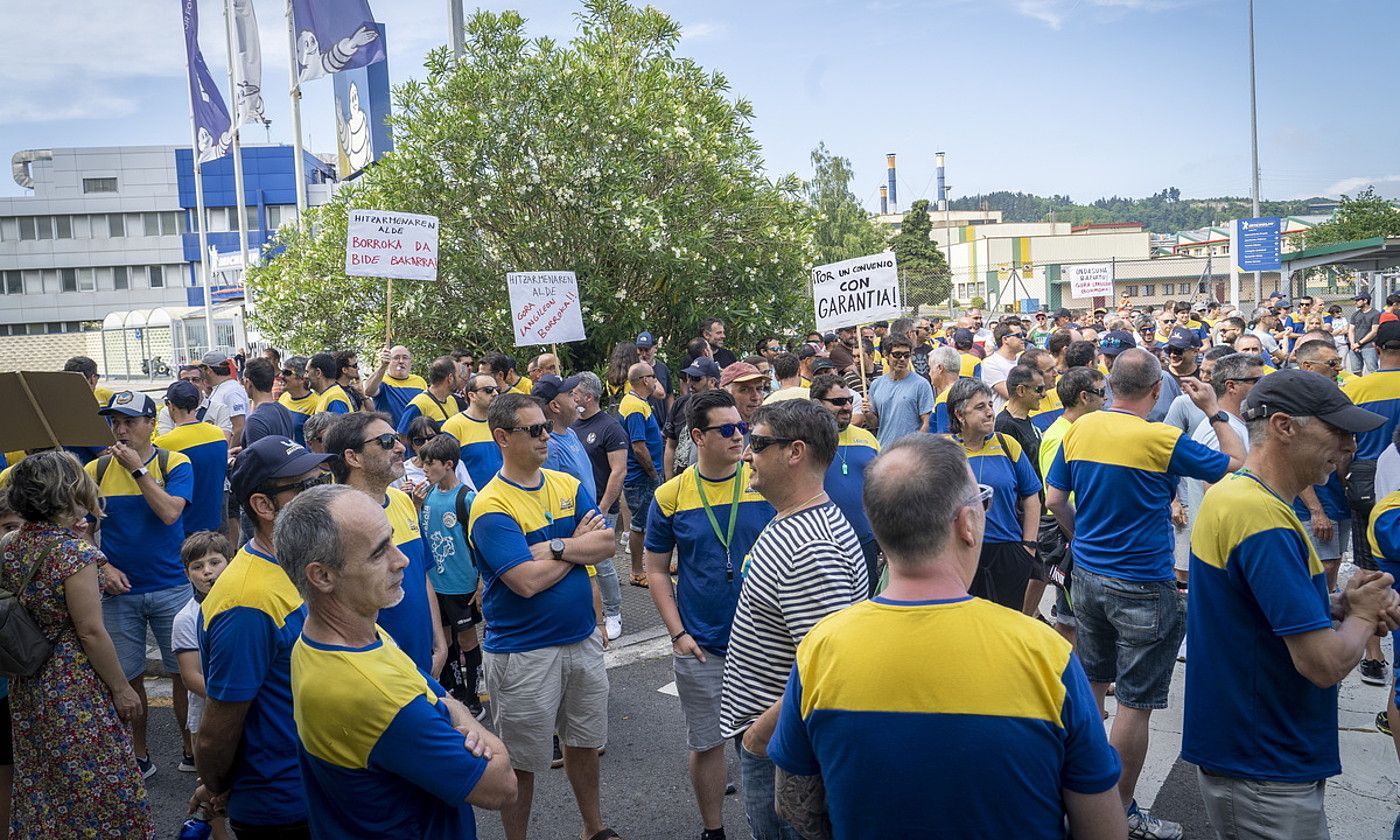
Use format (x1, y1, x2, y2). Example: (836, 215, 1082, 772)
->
(3, 522, 154, 839)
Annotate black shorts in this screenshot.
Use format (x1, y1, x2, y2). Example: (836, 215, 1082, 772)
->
(436, 593, 482, 634)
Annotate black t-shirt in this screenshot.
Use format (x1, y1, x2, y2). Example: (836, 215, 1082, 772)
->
(994, 410, 1041, 479)
(664, 393, 693, 442)
(712, 347, 738, 369)
(242, 401, 297, 448)
(650, 359, 672, 429)
(574, 410, 628, 505)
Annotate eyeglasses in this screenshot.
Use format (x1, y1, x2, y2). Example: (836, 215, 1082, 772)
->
(820, 396, 854, 407)
(358, 433, 398, 451)
(700, 421, 750, 438)
(1224, 376, 1263, 384)
(410, 434, 436, 447)
(1025, 385, 1047, 394)
(469, 385, 499, 394)
(280, 369, 296, 378)
(259, 472, 330, 497)
(1310, 359, 1342, 369)
(765, 345, 781, 353)
(345, 362, 360, 369)
(1166, 347, 1190, 356)
(887, 351, 911, 360)
(1085, 388, 1107, 398)
(747, 433, 796, 453)
(505, 423, 550, 439)
(963, 483, 994, 512)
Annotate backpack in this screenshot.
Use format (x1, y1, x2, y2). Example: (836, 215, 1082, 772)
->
(94, 448, 172, 487)
(0, 532, 58, 677)
(454, 484, 474, 527)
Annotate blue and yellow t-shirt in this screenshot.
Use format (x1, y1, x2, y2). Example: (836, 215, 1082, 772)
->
(441, 413, 502, 491)
(396, 391, 465, 437)
(825, 426, 879, 544)
(278, 391, 319, 446)
(959, 352, 982, 380)
(376, 373, 428, 428)
(769, 596, 1119, 838)
(468, 469, 598, 653)
(293, 627, 486, 839)
(1342, 369, 1400, 461)
(199, 543, 306, 825)
(316, 383, 356, 415)
(960, 434, 1041, 544)
(377, 487, 433, 672)
(154, 421, 229, 536)
(1048, 408, 1229, 581)
(1369, 490, 1400, 566)
(644, 463, 774, 657)
(619, 392, 663, 483)
(1184, 471, 1337, 782)
(86, 449, 194, 592)
(1029, 387, 1064, 433)
(931, 385, 952, 435)
(1291, 471, 1350, 524)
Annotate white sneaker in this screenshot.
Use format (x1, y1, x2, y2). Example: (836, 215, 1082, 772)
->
(1177, 635, 1187, 663)
(605, 614, 623, 640)
(1127, 804, 1182, 840)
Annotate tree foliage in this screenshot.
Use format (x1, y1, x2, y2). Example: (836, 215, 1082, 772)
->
(889, 199, 950, 310)
(1303, 187, 1400, 248)
(948, 189, 1313, 233)
(804, 142, 887, 266)
(248, 0, 814, 367)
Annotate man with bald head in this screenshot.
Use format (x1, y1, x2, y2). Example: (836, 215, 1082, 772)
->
(366, 345, 427, 428)
(621, 362, 665, 585)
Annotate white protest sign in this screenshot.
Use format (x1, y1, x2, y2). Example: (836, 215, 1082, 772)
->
(345, 209, 439, 281)
(507, 272, 586, 346)
(1064, 263, 1114, 298)
(810, 251, 901, 332)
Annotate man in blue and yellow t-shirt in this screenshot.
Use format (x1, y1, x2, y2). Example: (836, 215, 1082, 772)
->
(468, 392, 620, 840)
(811, 374, 881, 591)
(644, 389, 774, 838)
(277, 356, 320, 446)
(154, 379, 228, 537)
(273, 484, 516, 838)
(366, 345, 428, 428)
(442, 373, 504, 490)
(396, 356, 466, 438)
(193, 435, 329, 837)
(620, 362, 665, 586)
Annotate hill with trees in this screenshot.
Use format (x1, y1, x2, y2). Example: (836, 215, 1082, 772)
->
(947, 188, 1315, 233)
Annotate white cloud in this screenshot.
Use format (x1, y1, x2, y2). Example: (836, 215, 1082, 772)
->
(1324, 175, 1400, 197)
(1016, 0, 1064, 28)
(3, 95, 139, 125)
(1013, 0, 1187, 27)
(683, 21, 728, 41)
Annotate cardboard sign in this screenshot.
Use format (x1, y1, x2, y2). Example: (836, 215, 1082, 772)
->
(345, 209, 439, 281)
(1064, 263, 1114, 298)
(0, 372, 116, 453)
(811, 252, 901, 332)
(507, 272, 586, 346)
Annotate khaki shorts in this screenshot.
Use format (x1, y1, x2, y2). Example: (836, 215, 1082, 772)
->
(484, 631, 609, 772)
(673, 651, 726, 752)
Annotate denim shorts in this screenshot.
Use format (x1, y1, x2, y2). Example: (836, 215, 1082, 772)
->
(1071, 566, 1184, 709)
(102, 582, 193, 680)
(623, 476, 658, 533)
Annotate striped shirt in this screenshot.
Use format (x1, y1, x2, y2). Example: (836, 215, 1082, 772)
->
(720, 501, 868, 738)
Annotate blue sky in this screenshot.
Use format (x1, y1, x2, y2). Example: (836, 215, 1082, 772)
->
(2, 0, 1395, 207)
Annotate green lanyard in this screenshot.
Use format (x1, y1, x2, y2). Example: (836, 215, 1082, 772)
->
(693, 467, 743, 581)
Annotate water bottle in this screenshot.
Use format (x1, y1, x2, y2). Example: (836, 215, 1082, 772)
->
(178, 807, 213, 840)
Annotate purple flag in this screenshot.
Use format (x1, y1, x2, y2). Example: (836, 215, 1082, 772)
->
(291, 0, 387, 83)
(182, 0, 233, 163)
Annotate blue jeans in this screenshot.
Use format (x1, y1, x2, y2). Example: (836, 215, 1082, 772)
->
(1362, 345, 1380, 374)
(102, 582, 193, 680)
(736, 741, 801, 840)
(593, 557, 622, 618)
(1071, 566, 1184, 709)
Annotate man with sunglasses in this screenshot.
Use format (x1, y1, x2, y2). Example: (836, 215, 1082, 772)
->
(984, 321, 1027, 412)
(193, 435, 331, 839)
(866, 334, 934, 447)
(443, 373, 506, 490)
(664, 357, 722, 480)
(396, 356, 467, 441)
(324, 412, 447, 676)
(1164, 327, 1203, 385)
(811, 374, 881, 593)
(644, 389, 774, 840)
(995, 364, 1046, 474)
(277, 356, 319, 446)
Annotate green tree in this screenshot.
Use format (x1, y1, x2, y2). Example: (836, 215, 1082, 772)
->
(889, 199, 950, 310)
(1304, 187, 1400, 248)
(248, 0, 814, 367)
(804, 142, 886, 265)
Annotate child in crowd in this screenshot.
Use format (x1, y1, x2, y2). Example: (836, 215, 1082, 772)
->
(397, 416, 475, 503)
(170, 530, 232, 840)
(416, 434, 485, 718)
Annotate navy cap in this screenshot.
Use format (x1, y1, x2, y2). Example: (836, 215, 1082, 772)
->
(230, 436, 331, 506)
(821, 333, 838, 344)
(952, 328, 975, 348)
(1167, 327, 1202, 350)
(1354, 291, 1372, 302)
(796, 344, 818, 359)
(1274, 298, 1292, 309)
(99, 390, 157, 418)
(1377, 321, 1400, 350)
(682, 357, 721, 379)
(1242, 369, 1385, 434)
(531, 373, 582, 402)
(1053, 308, 1072, 319)
(164, 380, 201, 411)
(811, 358, 836, 374)
(1098, 330, 1135, 356)
(635, 331, 656, 349)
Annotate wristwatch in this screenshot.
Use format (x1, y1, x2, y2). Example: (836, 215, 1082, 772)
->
(130, 466, 150, 480)
(549, 538, 565, 561)
(1209, 411, 1229, 425)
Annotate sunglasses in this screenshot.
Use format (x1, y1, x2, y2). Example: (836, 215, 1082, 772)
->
(964, 483, 994, 511)
(410, 434, 436, 447)
(747, 433, 796, 453)
(358, 433, 398, 451)
(1224, 376, 1263, 385)
(280, 369, 296, 378)
(701, 421, 750, 438)
(469, 385, 500, 394)
(684, 374, 705, 383)
(505, 423, 550, 439)
(821, 396, 854, 407)
(1085, 387, 1107, 398)
(887, 351, 911, 360)
(1025, 385, 1046, 394)
(259, 472, 330, 497)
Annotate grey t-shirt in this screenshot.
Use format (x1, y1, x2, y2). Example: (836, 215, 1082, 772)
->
(868, 373, 935, 447)
(1353, 308, 1382, 346)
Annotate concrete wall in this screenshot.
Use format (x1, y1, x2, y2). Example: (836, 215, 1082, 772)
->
(0, 331, 95, 374)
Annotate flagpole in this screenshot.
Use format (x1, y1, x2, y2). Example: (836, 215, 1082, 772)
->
(188, 136, 215, 359)
(224, 0, 253, 283)
(286, 0, 308, 218)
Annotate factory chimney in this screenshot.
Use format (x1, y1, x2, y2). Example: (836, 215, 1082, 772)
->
(886, 153, 897, 213)
(879, 185, 888, 215)
(935, 151, 947, 212)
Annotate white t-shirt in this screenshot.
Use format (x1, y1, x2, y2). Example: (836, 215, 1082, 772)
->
(1181, 412, 1249, 516)
(209, 378, 249, 419)
(393, 457, 475, 493)
(170, 598, 205, 733)
(980, 352, 1018, 413)
(156, 399, 233, 437)
(1376, 443, 1400, 500)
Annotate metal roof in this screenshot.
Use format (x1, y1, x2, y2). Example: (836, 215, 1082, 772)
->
(1282, 237, 1400, 273)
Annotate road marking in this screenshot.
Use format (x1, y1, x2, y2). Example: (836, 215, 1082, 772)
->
(658, 681, 679, 696)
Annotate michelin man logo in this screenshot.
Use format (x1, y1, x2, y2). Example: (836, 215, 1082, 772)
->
(336, 81, 373, 173)
(297, 25, 379, 82)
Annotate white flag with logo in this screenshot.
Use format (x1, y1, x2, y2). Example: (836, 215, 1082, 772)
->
(231, 0, 269, 126)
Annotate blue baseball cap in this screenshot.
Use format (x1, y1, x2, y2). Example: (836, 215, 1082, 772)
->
(99, 390, 157, 418)
(164, 380, 201, 411)
(682, 357, 721, 379)
(1098, 330, 1135, 356)
(531, 373, 582, 402)
(635, 331, 656, 349)
(230, 436, 331, 506)
(1167, 326, 1203, 350)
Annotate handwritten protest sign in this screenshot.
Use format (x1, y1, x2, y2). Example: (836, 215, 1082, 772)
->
(1064, 263, 1114, 299)
(811, 252, 901, 332)
(345, 209, 439, 281)
(507, 272, 586, 346)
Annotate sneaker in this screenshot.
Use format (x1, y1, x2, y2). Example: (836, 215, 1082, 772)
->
(551, 735, 564, 769)
(1360, 658, 1388, 686)
(605, 614, 623, 640)
(178, 753, 196, 773)
(1378, 710, 1392, 736)
(1126, 801, 1182, 840)
(136, 753, 157, 779)
(1176, 637, 1187, 663)
(466, 697, 487, 721)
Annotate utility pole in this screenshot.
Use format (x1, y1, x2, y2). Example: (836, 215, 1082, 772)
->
(448, 0, 465, 58)
(1247, 0, 1262, 305)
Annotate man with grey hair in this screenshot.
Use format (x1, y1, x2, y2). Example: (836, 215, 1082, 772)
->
(720, 399, 867, 839)
(769, 434, 1126, 839)
(273, 484, 518, 836)
(301, 411, 335, 454)
(1046, 347, 1245, 840)
(929, 344, 961, 434)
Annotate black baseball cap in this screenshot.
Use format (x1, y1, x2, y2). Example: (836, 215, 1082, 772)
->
(1166, 326, 1203, 350)
(230, 436, 332, 506)
(531, 373, 581, 402)
(1377, 321, 1400, 350)
(1241, 369, 1384, 434)
(811, 358, 836, 374)
(1053, 308, 1072, 319)
(1354, 291, 1372, 302)
(164, 380, 201, 411)
(796, 345, 818, 360)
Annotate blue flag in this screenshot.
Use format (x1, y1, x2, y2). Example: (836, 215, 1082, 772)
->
(182, 0, 233, 164)
(291, 0, 387, 83)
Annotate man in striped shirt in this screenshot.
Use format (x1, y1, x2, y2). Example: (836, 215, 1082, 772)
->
(719, 399, 867, 840)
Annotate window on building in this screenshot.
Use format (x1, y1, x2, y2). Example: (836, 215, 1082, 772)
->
(23, 271, 43, 295)
(1143, 284, 1155, 296)
(144, 212, 161, 237)
(54, 215, 72, 239)
(112, 266, 129, 290)
(3, 271, 20, 294)
(18, 217, 36, 240)
(108, 214, 124, 237)
(77, 267, 95, 292)
(1124, 285, 1139, 297)
(71, 215, 91, 238)
(148, 265, 164, 288)
(267, 205, 284, 229)
(162, 211, 183, 235)
(35, 216, 53, 240)
(82, 177, 118, 194)
(60, 268, 76, 293)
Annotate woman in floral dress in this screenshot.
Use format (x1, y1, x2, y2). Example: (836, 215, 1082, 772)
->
(2, 451, 153, 839)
